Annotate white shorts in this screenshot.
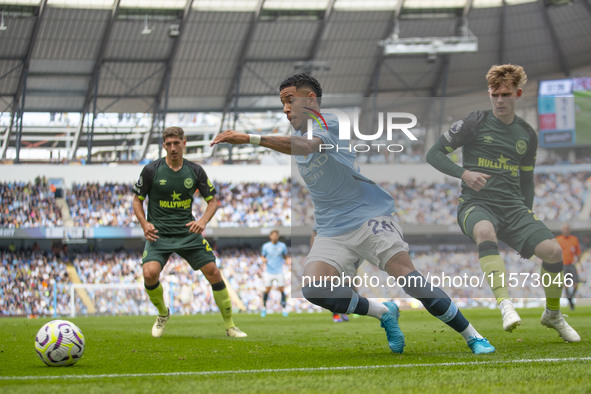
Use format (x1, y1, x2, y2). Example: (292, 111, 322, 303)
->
(305, 215, 409, 278)
(263, 272, 286, 287)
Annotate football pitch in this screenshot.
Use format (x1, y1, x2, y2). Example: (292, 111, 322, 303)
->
(1, 307, 590, 393)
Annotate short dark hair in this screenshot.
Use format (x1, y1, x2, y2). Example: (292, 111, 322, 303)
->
(163, 126, 184, 141)
(279, 73, 322, 103)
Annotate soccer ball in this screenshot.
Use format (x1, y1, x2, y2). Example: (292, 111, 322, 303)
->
(35, 320, 85, 366)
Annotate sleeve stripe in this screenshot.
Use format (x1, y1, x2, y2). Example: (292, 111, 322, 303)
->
(138, 195, 146, 201)
(520, 165, 534, 171)
(445, 146, 454, 153)
(204, 195, 214, 202)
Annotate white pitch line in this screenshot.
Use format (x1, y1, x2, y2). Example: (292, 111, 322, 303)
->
(2, 357, 590, 381)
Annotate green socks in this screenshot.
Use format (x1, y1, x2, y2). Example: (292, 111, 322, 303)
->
(212, 280, 235, 330)
(541, 262, 563, 311)
(145, 281, 168, 316)
(478, 241, 510, 304)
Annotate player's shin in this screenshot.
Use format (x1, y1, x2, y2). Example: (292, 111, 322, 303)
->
(212, 280, 235, 329)
(541, 261, 563, 311)
(402, 271, 478, 337)
(145, 281, 168, 316)
(478, 241, 510, 303)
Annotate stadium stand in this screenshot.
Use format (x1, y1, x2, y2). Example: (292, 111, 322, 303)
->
(0, 180, 63, 228)
(0, 249, 70, 316)
(4, 169, 587, 230)
(68, 183, 139, 227)
(3, 244, 589, 317)
(0, 247, 321, 317)
(2, 165, 586, 317)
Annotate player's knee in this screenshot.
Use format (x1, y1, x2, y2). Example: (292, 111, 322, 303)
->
(201, 262, 222, 283)
(143, 265, 161, 284)
(547, 243, 564, 263)
(473, 226, 496, 243)
(144, 270, 158, 281)
(536, 240, 563, 263)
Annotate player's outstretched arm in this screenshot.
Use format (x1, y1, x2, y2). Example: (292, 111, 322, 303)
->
(132, 195, 159, 241)
(210, 129, 321, 155)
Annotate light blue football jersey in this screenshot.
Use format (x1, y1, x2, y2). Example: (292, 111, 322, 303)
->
(295, 113, 397, 236)
(261, 241, 288, 274)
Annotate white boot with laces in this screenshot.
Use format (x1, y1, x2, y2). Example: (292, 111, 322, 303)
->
(152, 308, 170, 338)
(540, 309, 581, 342)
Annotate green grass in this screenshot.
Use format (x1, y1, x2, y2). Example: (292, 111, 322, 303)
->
(1, 307, 590, 393)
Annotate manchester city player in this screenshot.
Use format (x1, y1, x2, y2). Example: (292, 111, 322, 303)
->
(260, 229, 289, 317)
(133, 126, 247, 338)
(427, 64, 580, 342)
(211, 73, 494, 354)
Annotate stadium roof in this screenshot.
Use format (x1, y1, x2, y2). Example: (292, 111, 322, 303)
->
(1, 0, 590, 114)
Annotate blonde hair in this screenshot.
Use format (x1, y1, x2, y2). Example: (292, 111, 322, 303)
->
(162, 126, 184, 141)
(486, 64, 528, 90)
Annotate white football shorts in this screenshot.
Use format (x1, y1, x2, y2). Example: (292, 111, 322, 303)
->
(305, 215, 409, 278)
(263, 271, 286, 287)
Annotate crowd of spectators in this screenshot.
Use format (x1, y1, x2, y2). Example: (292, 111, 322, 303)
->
(0, 247, 319, 316)
(0, 247, 70, 316)
(68, 183, 138, 227)
(65, 181, 291, 229)
(2, 243, 588, 317)
(2, 170, 589, 229)
(0, 169, 589, 316)
(0, 178, 63, 228)
(382, 179, 459, 225)
(294, 171, 591, 226)
(214, 181, 291, 228)
(533, 171, 589, 222)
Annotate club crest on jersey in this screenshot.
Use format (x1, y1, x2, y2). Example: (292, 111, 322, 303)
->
(516, 140, 527, 155)
(159, 179, 167, 186)
(483, 136, 494, 144)
(184, 178, 193, 188)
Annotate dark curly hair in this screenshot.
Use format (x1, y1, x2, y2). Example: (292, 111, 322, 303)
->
(279, 73, 322, 104)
